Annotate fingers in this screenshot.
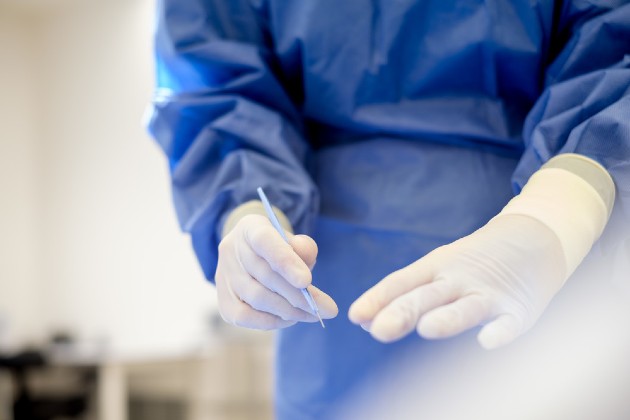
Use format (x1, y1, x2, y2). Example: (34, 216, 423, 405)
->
(360, 279, 521, 346)
(225, 248, 322, 323)
(215, 268, 297, 330)
(244, 219, 312, 289)
(218, 219, 336, 328)
(238, 244, 315, 314)
(286, 235, 337, 317)
(237, 243, 337, 319)
(417, 294, 494, 339)
(368, 279, 461, 342)
(233, 275, 319, 323)
(348, 256, 436, 325)
(289, 234, 318, 270)
(477, 313, 523, 350)
(306, 285, 339, 319)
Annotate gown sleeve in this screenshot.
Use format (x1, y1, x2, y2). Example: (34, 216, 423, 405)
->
(513, 1, 630, 250)
(147, 0, 318, 280)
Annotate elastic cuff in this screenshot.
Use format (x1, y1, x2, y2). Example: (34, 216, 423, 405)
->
(542, 153, 616, 217)
(498, 166, 610, 279)
(221, 200, 293, 239)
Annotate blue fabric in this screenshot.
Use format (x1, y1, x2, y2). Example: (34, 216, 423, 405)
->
(148, 1, 630, 418)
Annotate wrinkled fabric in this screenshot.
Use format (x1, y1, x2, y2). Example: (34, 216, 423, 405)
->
(148, 1, 630, 418)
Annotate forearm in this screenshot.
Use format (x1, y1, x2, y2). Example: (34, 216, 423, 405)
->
(148, 0, 318, 280)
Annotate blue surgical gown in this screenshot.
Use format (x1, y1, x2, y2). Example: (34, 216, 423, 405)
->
(148, 1, 630, 418)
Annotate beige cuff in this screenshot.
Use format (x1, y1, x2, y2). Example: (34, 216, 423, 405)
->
(542, 153, 615, 217)
(498, 153, 615, 278)
(221, 200, 293, 239)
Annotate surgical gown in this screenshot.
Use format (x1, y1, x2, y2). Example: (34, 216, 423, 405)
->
(148, 1, 630, 418)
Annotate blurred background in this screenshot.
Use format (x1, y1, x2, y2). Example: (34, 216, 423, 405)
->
(0, 0, 273, 419)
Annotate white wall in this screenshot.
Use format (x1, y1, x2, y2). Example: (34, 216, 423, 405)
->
(1, 0, 219, 355)
(0, 6, 42, 348)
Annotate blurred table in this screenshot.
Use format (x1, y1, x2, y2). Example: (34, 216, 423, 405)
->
(97, 331, 274, 420)
(0, 350, 94, 420)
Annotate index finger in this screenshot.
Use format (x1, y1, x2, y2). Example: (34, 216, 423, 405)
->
(244, 221, 312, 289)
(348, 255, 437, 324)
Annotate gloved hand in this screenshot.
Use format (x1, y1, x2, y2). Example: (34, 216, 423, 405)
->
(349, 215, 565, 349)
(216, 213, 338, 330)
(349, 154, 615, 349)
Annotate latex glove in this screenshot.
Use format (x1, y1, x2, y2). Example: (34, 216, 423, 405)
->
(350, 154, 614, 349)
(216, 213, 338, 330)
(349, 215, 565, 349)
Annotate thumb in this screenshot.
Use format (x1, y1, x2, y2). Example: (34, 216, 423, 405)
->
(477, 313, 523, 350)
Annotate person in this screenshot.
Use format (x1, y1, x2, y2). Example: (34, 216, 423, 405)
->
(148, 1, 630, 418)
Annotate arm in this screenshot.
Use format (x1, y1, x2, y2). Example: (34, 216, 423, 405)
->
(147, 0, 319, 280)
(147, 0, 336, 329)
(514, 1, 630, 237)
(349, 1, 630, 349)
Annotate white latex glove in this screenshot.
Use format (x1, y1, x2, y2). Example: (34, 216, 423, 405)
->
(349, 154, 614, 349)
(349, 215, 565, 349)
(216, 212, 338, 330)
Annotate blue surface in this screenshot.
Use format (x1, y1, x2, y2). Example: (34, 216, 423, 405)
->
(148, 1, 630, 418)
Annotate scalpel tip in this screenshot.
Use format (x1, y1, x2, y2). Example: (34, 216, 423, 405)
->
(317, 313, 325, 329)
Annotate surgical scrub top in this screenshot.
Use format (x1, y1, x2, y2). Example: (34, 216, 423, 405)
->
(148, 1, 630, 418)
